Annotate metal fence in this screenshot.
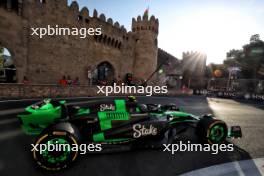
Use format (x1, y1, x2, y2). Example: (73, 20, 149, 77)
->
(208, 78, 264, 93)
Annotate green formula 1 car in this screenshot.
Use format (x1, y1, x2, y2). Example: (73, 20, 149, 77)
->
(18, 96, 242, 171)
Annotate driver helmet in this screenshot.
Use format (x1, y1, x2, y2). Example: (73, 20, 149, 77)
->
(138, 104, 148, 112)
(128, 96, 137, 102)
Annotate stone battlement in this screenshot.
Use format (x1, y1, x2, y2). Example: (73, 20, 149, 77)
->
(132, 14, 159, 34)
(0, 0, 159, 85)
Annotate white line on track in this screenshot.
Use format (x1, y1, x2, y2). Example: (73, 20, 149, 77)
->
(180, 158, 264, 176)
(0, 129, 23, 141)
(0, 108, 24, 116)
(0, 118, 18, 125)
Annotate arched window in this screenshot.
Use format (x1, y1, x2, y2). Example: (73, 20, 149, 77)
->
(98, 35, 103, 42)
(96, 61, 115, 84)
(0, 0, 20, 13)
(0, 46, 16, 83)
(78, 15, 83, 21)
(111, 38, 115, 46)
(8, 0, 18, 12)
(115, 41, 119, 48)
(107, 37, 111, 45)
(103, 35, 107, 43)
(94, 35, 98, 41)
(0, 0, 7, 8)
(118, 42, 122, 49)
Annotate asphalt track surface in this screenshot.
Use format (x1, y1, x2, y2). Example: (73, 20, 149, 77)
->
(0, 96, 264, 176)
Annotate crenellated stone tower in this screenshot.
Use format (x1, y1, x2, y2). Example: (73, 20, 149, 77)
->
(132, 14, 159, 81)
(0, 0, 159, 84)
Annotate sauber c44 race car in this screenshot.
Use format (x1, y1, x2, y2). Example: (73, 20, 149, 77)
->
(18, 96, 242, 171)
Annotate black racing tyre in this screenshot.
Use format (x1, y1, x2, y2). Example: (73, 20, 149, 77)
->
(197, 117, 228, 144)
(32, 123, 80, 171)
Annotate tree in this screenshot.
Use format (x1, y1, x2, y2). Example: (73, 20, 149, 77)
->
(250, 34, 261, 43)
(223, 34, 264, 79)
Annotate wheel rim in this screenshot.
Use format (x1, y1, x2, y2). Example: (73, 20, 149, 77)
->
(209, 125, 225, 143)
(42, 138, 71, 164)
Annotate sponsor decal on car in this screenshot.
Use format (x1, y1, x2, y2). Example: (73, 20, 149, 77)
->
(132, 124, 158, 138)
(100, 104, 115, 111)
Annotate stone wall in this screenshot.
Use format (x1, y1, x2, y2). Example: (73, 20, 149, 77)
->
(0, 3, 28, 83)
(0, 83, 97, 99)
(0, 0, 159, 84)
(0, 84, 191, 100)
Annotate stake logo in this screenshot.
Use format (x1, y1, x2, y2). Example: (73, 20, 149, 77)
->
(100, 104, 115, 111)
(133, 124, 158, 138)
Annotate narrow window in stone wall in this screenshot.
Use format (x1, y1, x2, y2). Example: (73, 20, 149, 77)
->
(85, 18, 89, 23)
(78, 15, 83, 21)
(0, 0, 7, 8)
(103, 35, 107, 43)
(155, 39, 158, 46)
(111, 39, 115, 46)
(94, 35, 98, 41)
(115, 41, 119, 48)
(107, 38, 111, 45)
(98, 35, 103, 42)
(141, 26, 143, 30)
(11, 0, 19, 12)
(118, 43, 122, 49)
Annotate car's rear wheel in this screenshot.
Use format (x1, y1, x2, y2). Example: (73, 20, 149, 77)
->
(32, 123, 80, 171)
(197, 117, 227, 144)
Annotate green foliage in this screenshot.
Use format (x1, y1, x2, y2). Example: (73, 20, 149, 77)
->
(223, 34, 264, 79)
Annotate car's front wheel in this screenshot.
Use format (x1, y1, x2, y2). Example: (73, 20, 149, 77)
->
(32, 123, 80, 171)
